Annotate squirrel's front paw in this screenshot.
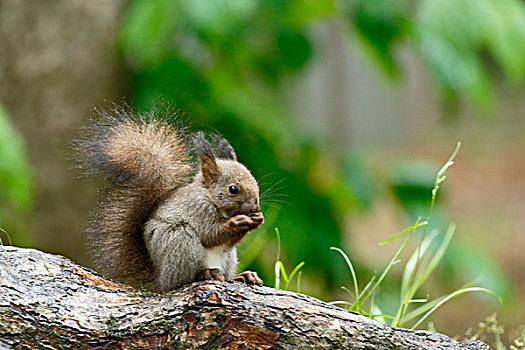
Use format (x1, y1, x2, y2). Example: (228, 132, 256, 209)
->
(227, 213, 264, 245)
(196, 268, 225, 282)
(249, 212, 264, 226)
(226, 214, 253, 233)
(227, 213, 264, 233)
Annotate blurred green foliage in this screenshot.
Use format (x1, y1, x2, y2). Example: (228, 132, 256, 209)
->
(349, 0, 412, 76)
(415, 0, 525, 109)
(349, 0, 525, 111)
(117, 0, 524, 297)
(118, 0, 361, 287)
(0, 104, 34, 246)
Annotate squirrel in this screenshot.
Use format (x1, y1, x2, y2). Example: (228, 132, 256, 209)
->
(74, 104, 264, 291)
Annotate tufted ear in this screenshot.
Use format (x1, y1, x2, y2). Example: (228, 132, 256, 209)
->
(211, 134, 237, 161)
(194, 131, 219, 185)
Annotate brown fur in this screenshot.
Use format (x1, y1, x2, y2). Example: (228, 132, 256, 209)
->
(74, 104, 192, 287)
(104, 120, 191, 190)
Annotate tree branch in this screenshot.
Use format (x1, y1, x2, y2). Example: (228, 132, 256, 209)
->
(0, 246, 490, 349)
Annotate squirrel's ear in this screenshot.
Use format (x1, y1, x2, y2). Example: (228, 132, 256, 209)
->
(200, 154, 219, 185)
(194, 132, 219, 184)
(210, 134, 237, 161)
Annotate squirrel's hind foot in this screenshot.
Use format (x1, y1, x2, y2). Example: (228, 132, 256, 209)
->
(196, 268, 263, 287)
(230, 270, 263, 286)
(196, 268, 225, 282)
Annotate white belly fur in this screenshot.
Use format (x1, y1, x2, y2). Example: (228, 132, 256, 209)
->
(204, 244, 229, 271)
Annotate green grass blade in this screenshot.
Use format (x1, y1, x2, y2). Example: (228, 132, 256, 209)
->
(288, 262, 305, 282)
(329, 301, 352, 306)
(345, 275, 378, 312)
(411, 287, 500, 329)
(393, 144, 461, 327)
(275, 228, 281, 262)
(357, 275, 377, 300)
(370, 302, 390, 324)
(279, 261, 289, 285)
(394, 227, 453, 327)
(361, 233, 411, 306)
(400, 229, 439, 300)
(409, 224, 456, 297)
(0, 228, 12, 246)
(369, 314, 395, 320)
(356, 304, 373, 317)
(401, 296, 446, 324)
(393, 229, 437, 327)
(274, 261, 281, 289)
(404, 298, 428, 304)
(341, 286, 355, 298)
(380, 221, 428, 245)
(273, 228, 282, 289)
(331, 247, 359, 304)
(285, 261, 305, 290)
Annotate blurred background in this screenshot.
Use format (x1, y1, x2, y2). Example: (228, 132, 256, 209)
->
(1, 0, 524, 343)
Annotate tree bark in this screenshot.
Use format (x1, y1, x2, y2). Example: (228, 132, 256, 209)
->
(0, 246, 490, 349)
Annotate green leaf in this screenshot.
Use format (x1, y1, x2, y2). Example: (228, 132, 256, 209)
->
(119, 0, 182, 68)
(276, 29, 312, 69)
(0, 104, 33, 212)
(282, 0, 335, 28)
(180, 0, 257, 36)
(350, 0, 412, 76)
(474, 0, 525, 82)
(416, 0, 525, 107)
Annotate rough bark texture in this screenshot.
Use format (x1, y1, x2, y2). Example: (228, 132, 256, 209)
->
(0, 246, 490, 350)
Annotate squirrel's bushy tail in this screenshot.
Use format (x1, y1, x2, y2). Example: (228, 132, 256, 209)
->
(74, 104, 192, 286)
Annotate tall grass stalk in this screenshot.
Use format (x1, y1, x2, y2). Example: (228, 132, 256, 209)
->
(0, 227, 12, 246)
(331, 142, 499, 329)
(411, 287, 501, 329)
(393, 142, 461, 326)
(331, 220, 425, 313)
(273, 228, 304, 291)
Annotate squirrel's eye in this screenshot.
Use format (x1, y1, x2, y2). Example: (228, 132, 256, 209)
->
(228, 185, 239, 194)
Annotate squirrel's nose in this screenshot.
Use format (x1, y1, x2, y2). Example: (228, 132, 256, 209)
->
(250, 202, 260, 213)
